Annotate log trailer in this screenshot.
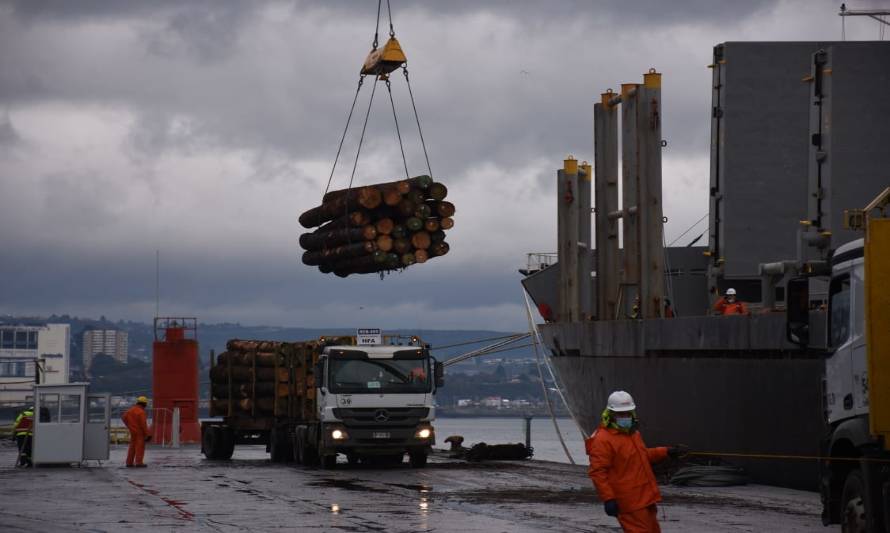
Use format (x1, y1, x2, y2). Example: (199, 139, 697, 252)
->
(786, 189, 890, 532)
(201, 331, 443, 468)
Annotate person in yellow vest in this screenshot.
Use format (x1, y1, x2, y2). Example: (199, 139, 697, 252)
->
(13, 406, 34, 467)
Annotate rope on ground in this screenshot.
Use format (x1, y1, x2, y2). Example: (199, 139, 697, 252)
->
(670, 464, 749, 487)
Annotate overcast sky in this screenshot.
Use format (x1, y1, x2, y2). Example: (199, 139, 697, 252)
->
(0, 1, 882, 330)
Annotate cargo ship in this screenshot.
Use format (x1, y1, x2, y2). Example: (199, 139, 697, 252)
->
(521, 41, 890, 490)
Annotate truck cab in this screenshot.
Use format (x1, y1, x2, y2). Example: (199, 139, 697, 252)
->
(787, 232, 890, 533)
(311, 337, 443, 468)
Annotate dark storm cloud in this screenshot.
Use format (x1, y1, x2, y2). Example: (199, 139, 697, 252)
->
(0, 1, 867, 328)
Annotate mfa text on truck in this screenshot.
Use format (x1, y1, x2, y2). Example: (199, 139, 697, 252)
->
(202, 332, 443, 468)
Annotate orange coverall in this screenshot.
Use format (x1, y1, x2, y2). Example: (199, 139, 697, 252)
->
(713, 297, 749, 316)
(586, 426, 668, 533)
(121, 404, 150, 466)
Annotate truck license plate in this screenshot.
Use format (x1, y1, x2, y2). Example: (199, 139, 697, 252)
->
(372, 432, 390, 439)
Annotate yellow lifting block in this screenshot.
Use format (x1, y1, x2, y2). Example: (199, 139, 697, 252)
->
(361, 37, 407, 76)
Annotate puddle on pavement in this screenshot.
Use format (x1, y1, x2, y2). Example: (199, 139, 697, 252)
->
(309, 478, 388, 493)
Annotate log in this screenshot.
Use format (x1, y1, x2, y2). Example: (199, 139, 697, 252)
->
(430, 230, 446, 243)
(322, 175, 431, 203)
(401, 253, 416, 266)
(302, 241, 376, 266)
(413, 203, 432, 219)
(314, 211, 372, 233)
(393, 238, 411, 255)
(430, 200, 456, 217)
(391, 225, 407, 239)
(411, 231, 432, 250)
(210, 400, 229, 416)
(428, 182, 448, 201)
(431, 241, 450, 257)
(299, 186, 382, 228)
(211, 384, 231, 398)
(225, 339, 286, 352)
(327, 252, 387, 277)
(210, 365, 252, 383)
(299, 227, 374, 250)
(414, 249, 429, 263)
(424, 218, 440, 232)
(375, 218, 394, 235)
(376, 234, 393, 252)
(216, 351, 237, 366)
(405, 217, 423, 231)
(238, 398, 274, 413)
(406, 189, 426, 205)
(397, 199, 416, 217)
(255, 352, 280, 367)
(440, 217, 454, 230)
(255, 367, 286, 382)
(381, 186, 402, 206)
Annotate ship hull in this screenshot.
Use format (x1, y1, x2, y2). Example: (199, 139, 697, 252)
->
(540, 318, 826, 491)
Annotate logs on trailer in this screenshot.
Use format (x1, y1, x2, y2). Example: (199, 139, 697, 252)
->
(210, 339, 317, 417)
(298, 174, 455, 277)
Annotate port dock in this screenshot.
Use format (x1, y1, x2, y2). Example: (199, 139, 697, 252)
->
(0, 442, 821, 532)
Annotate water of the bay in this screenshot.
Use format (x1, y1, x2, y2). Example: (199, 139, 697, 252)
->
(434, 417, 588, 465)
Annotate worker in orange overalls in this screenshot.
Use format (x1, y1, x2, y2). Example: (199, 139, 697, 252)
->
(121, 396, 152, 467)
(586, 391, 687, 533)
(712, 287, 749, 316)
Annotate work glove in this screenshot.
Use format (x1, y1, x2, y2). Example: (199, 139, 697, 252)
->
(603, 500, 619, 517)
(145, 435, 152, 442)
(667, 444, 689, 458)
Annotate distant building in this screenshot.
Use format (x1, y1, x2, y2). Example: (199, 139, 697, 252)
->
(0, 324, 70, 404)
(83, 329, 129, 371)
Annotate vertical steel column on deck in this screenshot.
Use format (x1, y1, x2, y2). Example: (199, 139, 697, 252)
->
(557, 157, 581, 322)
(637, 69, 665, 318)
(579, 161, 593, 320)
(594, 91, 620, 320)
(620, 83, 641, 315)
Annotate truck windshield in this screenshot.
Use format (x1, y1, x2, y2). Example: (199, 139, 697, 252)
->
(329, 358, 431, 394)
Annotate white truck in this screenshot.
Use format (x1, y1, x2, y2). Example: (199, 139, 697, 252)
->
(203, 331, 443, 468)
(786, 190, 890, 532)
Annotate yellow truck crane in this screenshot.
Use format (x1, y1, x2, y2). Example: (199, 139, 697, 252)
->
(786, 188, 890, 532)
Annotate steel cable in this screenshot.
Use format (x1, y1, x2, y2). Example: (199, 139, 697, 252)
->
(323, 76, 365, 197)
(386, 78, 410, 180)
(402, 66, 433, 179)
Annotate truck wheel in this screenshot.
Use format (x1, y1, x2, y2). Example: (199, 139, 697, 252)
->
(347, 454, 360, 466)
(293, 432, 303, 465)
(320, 454, 337, 469)
(409, 452, 428, 468)
(270, 428, 292, 463)
(202, 426, 222, 459)
(219, 428, 235, 460)
(841, 469, 867, 533)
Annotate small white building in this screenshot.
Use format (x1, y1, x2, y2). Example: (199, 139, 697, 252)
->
(0, 324, 70, 404)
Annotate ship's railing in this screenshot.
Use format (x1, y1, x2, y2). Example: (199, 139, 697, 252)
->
(523, 252, 557, 274)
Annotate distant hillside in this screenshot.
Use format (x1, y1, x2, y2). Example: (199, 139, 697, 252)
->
(1, 315, 539, 396)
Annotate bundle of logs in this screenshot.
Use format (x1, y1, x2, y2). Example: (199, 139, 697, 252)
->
(298, 175, 454, 277)
(209, 339, 301, 417)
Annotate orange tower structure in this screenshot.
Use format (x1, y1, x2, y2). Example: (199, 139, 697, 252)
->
(152, 317, 201, 444)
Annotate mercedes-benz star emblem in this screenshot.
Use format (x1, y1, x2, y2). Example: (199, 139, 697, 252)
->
(374, 409, 389, 422)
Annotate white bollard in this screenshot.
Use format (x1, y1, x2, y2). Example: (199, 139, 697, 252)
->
(172, 407, 180, 449)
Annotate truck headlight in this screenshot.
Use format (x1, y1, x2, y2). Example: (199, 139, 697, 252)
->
(331, 429, 348, 440)
(416, 428, 432, 439)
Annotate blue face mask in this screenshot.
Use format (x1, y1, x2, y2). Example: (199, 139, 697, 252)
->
(615, 417, 634, 429)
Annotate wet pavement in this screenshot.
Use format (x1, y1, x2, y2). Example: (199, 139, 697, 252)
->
(0, 441, 823, 532)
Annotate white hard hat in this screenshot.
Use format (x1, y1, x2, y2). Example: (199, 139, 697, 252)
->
(607, 391, 636, 412)
(726, 288, 737, 296)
